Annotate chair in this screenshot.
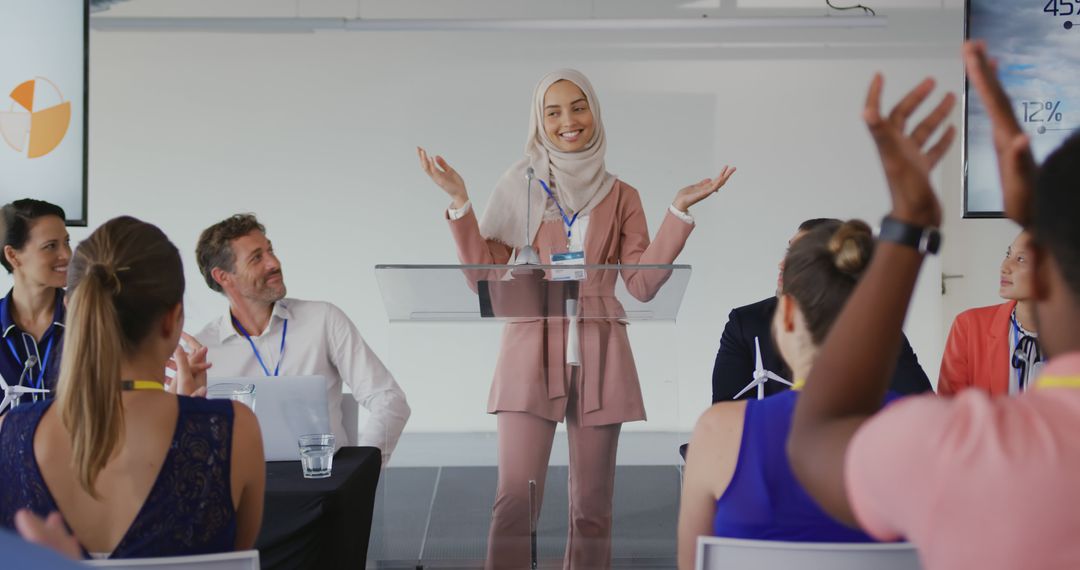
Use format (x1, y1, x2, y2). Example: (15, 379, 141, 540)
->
(696, 536, 922, 570)
(84, 550, 259, 570)
(341, 394, 359, 446)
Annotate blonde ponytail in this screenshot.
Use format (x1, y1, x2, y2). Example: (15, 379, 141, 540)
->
(57, 263, 126, 497)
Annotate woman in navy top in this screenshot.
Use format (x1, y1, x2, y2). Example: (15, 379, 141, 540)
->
(678, 220, 900, 569)
(0, 216, 265, 559)
(0, 199, 70, 409)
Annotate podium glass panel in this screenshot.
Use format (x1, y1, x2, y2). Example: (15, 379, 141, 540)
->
(372, 264, 691, 568)
(375, 264, 691, 321)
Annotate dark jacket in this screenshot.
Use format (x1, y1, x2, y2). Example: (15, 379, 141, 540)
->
(711, 296, 933, 402)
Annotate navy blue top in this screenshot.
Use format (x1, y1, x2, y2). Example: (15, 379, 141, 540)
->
(713, 390, 901, 542)
(0, 397, 238, 559)
(0, 288, 65, 407)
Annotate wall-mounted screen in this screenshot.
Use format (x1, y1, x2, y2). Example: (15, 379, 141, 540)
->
(964, 0, 1080, 218)
(0, 0, 88, 225)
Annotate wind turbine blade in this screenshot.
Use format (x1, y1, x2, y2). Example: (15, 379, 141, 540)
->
(0, 395, 12, 415)
(733, 378, 761, 400)
(767, 372, 793, 385)
(754, 337, 764, 372)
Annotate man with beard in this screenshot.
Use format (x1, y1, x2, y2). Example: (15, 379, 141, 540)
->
(193, 214, 410, 463)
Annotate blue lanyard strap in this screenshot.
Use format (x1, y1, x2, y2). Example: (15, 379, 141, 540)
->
(5, 334, 54, 390)
(538, 179, 580, 240)
(231, 316, 287, 377)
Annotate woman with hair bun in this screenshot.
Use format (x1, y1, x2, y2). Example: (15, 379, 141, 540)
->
(676, 220, 901, 569)
(0, 216, 264, 559)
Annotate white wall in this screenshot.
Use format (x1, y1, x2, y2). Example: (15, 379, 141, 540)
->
(2, 2, 1020, 434)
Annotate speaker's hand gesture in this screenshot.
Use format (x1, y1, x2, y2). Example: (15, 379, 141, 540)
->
(418, 147, 469, 209)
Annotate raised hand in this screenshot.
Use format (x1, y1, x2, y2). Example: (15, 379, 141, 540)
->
(963, 40, 1037, 225)
(417, 147, 469, 209)
(672, 166, 736, 212)
(14, 510, 82, 560)
(167, 332, 210, 398)
(863, 74, 956, 228)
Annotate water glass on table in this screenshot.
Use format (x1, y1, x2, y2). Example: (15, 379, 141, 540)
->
(206, 383, 256, 410)
(299, 434, 335, 479)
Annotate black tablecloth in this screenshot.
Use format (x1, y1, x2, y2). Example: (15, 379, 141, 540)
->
(257, 446, 381, 569)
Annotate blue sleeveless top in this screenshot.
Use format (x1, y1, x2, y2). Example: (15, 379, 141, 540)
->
(0, 396, 237, 558)
(712, 390, 900, 542)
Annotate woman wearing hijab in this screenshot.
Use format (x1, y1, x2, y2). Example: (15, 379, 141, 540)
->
(0, 199, 70, 410)
(939, 230, 1045, 396)
(418, 69, 735, 569)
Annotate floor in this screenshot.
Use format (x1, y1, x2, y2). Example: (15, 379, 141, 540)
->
(366, 463, 683, 569)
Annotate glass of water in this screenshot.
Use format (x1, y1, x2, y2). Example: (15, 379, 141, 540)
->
(206, 383, 256, 410)
(298, 434, 335, 479)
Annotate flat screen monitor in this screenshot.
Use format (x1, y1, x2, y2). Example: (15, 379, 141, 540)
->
(0, 0, 88, 225)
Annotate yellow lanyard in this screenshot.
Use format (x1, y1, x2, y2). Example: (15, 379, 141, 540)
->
(791, 379, 806, 391)
(1034, 376, 1080, 390)
(121, 379, 165, 391)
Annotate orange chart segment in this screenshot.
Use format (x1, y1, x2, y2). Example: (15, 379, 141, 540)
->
(28, 102, 70, 158)
(10, 80, 35, 113)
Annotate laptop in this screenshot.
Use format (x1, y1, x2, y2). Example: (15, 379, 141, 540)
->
(207, 375, 331, 461)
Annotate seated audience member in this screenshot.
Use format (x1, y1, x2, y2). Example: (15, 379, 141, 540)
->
(0, 199, 71, 408)
(939, 230, 1043, 396)
(0, 216, 265, 559)
(711, 218, 931, 402)
(678, 220, 895, 569)
(790, 43, 1080, 568)
(194, 214, 410, 462)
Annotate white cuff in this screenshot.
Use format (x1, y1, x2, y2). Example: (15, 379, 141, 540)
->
(669, 204, 695, 225)
(447, 201, 472, 220)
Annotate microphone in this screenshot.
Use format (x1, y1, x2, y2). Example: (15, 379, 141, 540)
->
(515, 166, 541, 265)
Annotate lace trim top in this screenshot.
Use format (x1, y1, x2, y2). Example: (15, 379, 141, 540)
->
(0, 396, 237, 559)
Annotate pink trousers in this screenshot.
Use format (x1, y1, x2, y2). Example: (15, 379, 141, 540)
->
(485, 381, 622, 570)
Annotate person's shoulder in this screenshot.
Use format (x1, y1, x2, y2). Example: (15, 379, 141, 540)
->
(192, 313, 227, 347)
(696, 400, 750, 434)
(954, 301, 1010, 327)
(727, 296, 777, 323)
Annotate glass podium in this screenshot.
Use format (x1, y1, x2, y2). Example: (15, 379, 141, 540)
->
(370, 264, 692, 569)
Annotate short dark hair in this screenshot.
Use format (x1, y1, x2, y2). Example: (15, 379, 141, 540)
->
(195, 214, 266, 293)
(797, 218, 842, 234)
(0, 199, 67, 273)
(782, 220, 875, 345)
(1034, 132, 1080, 301)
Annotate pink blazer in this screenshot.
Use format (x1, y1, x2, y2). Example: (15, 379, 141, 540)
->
(448, 180, 693, 426)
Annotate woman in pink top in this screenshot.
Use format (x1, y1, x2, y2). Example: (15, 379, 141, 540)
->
(418, 69, 735, 569)
(787, 42, 1080, 569)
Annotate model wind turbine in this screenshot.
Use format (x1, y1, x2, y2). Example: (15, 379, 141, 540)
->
(0, 357, 49, 414)
(733, 336, 792, 400)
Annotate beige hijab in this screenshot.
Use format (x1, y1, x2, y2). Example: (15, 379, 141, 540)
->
(479, 69, 617, 249)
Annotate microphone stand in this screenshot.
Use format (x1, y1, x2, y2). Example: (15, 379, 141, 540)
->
(515, 167, 541, 266)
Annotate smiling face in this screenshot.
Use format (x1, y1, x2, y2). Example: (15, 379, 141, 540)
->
(542, 80, 596, 153)
(1000, 231, 1035, 301)
(224, 230, 286, 305)
(4, 215, 71, 289)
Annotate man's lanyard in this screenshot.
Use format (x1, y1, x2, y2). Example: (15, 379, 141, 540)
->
(5, 334, 54, 390)
(538, 179, 580, 245)
(231, 315, 287, 377)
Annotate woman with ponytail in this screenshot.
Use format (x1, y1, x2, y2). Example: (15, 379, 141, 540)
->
(677, 220, 901, 569)
(0, 216, 264, 559)
(419, 70, 735, 569)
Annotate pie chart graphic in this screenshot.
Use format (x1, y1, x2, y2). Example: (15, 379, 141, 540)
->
(0, 77, 71, 159)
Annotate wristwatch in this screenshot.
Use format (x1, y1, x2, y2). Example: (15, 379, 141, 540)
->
(878, 216, 942, 255)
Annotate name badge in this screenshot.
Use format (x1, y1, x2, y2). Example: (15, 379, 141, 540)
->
(551, 250, 586, 281)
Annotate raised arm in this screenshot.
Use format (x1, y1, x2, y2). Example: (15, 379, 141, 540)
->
(787, 73, 956, 525)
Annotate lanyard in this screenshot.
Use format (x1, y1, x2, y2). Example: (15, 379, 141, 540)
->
(791, 379, 806, 391)
(1036, 376, 1080, 390)
(121, 379, 165, 391)
(538, 179, 580, 244)
(5, 334, 54, 390)
(231, 316, 287, 377)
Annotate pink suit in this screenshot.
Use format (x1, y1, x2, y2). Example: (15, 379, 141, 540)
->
(447, 180, 693, 569)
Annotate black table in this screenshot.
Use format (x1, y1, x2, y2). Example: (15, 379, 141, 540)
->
(257, 446, 381, 569)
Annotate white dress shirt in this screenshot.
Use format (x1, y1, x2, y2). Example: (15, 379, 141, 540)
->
(195, 298, 410, 461)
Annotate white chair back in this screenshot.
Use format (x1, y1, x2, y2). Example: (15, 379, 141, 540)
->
(84, 550, 259, 570)
(696, 536, 921, 570)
